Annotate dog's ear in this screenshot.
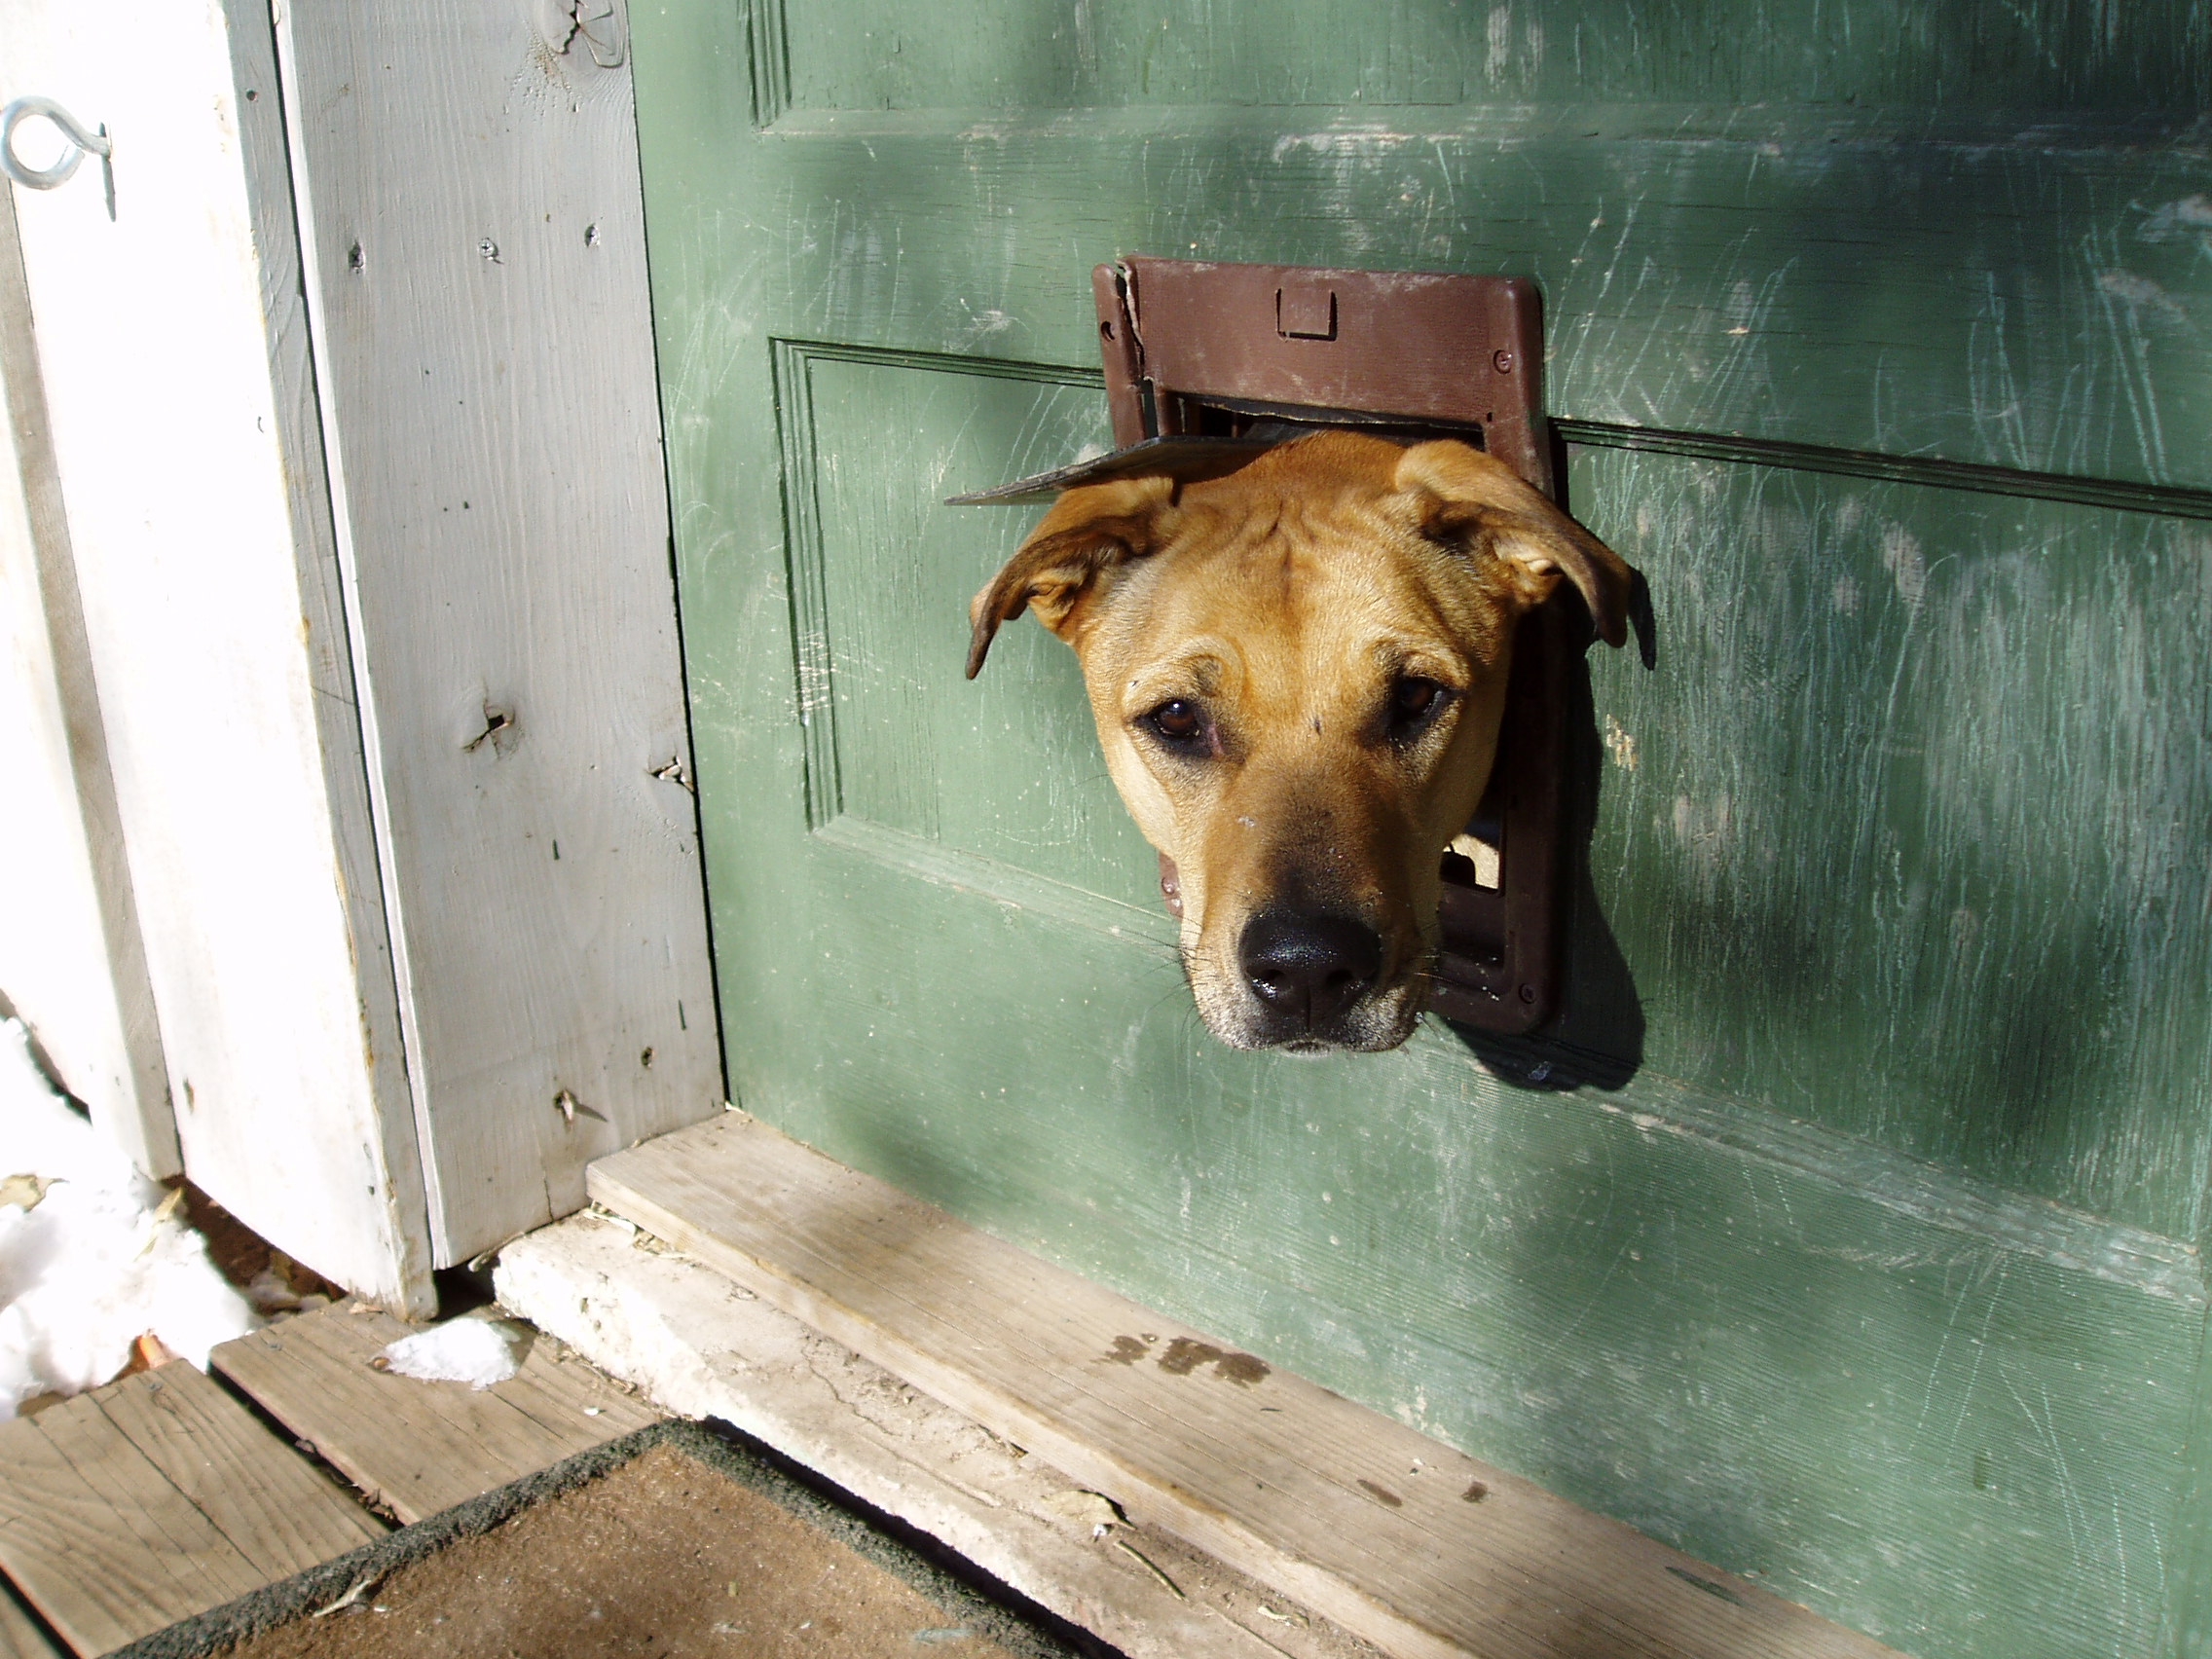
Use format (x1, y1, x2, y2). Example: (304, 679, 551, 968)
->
(1395, 440, 1635, 647)
(967, 476, 1176, 679)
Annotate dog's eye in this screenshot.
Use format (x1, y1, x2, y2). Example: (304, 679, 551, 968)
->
(1144, 699, 1205, 747)
(1387, 677, 1451, 739)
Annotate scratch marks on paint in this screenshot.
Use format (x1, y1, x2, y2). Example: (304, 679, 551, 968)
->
(1481, 4, 1542, 87)
(2096, 269, 2189, 326)
(2088, 240, 2180, 484)
(1994, 1364, 2098, 1597)
(1485, 6, 1514, 81)
(1967, 269, 2035, 474)
(1669, 791, 1735, 889)
(953, 297, 1017, 347)
(2136, 194, 2212, 246)
(1269, 129, 1416, 165)
(1878, 524, 1928, 611)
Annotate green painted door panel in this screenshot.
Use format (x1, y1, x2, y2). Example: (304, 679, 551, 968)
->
(635, 8, 2212, 1657)
(649, 99, 2212, 494)
(771, 1, 2212, 112)
(782, 346, 1148, 900)
(779, 340, 2212, 1243)
(1569, 448, 2212, 1238)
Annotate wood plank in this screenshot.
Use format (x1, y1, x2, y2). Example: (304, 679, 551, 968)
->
(0, 1586, 61, 1659)
(0, 184, 175, 1176)
(92, 1363, 385, 1582)
(593, 1115, 1900, 1659)
(213, 1312, 572, 1524)
(276, 1304, 660, 1447)
(211, 1306, 658, 1524)
(0, 0, 433, 1308)
(272, 0, 722, 1270)
(499, 1210, 1391, 1659)
(0, 1393, 264, 1655)
(482, 1338, 664, 1448)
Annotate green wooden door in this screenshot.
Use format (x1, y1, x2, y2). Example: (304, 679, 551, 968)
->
(635, 10, 2212, 1656)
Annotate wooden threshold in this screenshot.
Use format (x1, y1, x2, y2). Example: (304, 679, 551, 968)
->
(0, 1585, 60, 1659)
(590, 1113, 1900, 1659)
(498, 1210, 1390, 1659)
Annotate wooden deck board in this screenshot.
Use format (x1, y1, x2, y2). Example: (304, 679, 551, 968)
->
(481, 1338, 663, 1448)
(278, 1312, 587, 1491)
(91, 1364, 386, 1581)
(591, 1114, 1900, 1659)
(210, 1304, 658, 1525)
(0, 1586, 60, 1659)
(0, 1389, 264, 1655)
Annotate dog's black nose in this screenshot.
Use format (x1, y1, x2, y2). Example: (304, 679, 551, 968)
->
(1239, 911, 1382, 1029)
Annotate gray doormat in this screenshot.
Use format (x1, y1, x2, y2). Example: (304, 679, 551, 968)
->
(109, 1420, 1112, 1659)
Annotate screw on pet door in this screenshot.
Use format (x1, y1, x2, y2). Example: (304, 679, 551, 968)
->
(953, 257, 1583, 1036)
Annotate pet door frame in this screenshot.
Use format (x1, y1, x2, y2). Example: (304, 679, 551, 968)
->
(1092, 256, 1573, 1035)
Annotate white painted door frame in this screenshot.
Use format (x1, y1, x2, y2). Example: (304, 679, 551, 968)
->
(0, 0, 719, 1310)
(271, 0, 724, 1270)
(0, 0, 434, 1312)
(0, 188, 176, 1183)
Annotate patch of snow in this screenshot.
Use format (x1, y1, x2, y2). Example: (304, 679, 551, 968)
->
(379, 1317, 522, 1389)
(0, 1018, 257, 1417)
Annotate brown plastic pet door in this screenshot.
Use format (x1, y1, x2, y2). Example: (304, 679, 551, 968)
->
(1092, 258, 1571, 1035)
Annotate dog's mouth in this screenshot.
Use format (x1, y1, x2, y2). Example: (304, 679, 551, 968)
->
(1200, 983, 1425, 1055)
(1180, 907, 1428, 1054)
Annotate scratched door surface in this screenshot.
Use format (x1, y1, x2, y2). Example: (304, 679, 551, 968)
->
(638, 11, 2212, 1656)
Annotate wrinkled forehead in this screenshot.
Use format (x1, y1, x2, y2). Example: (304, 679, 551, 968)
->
(1106, 494, 1489, 680)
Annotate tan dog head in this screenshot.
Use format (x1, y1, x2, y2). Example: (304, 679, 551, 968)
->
(968, 431, 1635, 1053)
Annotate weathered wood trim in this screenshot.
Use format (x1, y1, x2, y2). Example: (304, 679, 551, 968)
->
(1579, 1082, 2205, 1306)
(707, 102, 2212, 498)
(811, 817, 1175, 945)
(218, 0, 434, 1308)
(2162, 1303, 2212, 1657)
(769, 340, 842, 830)
(773, 337, 1101, 829)
(0, 0, 436, 1312)
(593, 1113, 1899, 1659)
(270, 2, 724, 1265)
(498, 1211, 1390, 1659)
(0, 188, 176, 1176)
(773, 337, 1107, 832)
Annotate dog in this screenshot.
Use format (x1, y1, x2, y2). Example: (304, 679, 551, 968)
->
(967, 430, 1636, 1053)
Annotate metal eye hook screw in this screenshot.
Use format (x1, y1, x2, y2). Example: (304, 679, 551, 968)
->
(1, 96, 114, 219)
